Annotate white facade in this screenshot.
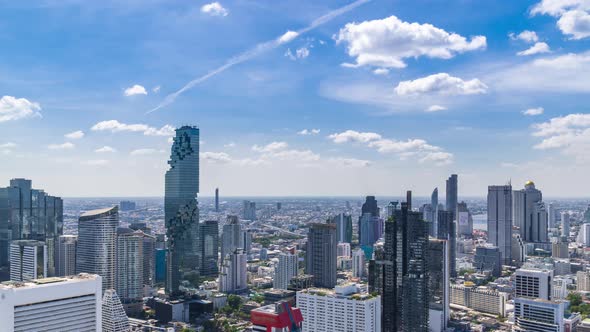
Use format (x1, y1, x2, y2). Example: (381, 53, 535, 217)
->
(56, 235, 77, 277)
(578, 223, 590, 246)
(337, 242, 351, 257)
(116, 228, 145, 315)
(352, 248, 365, 278)
(514, 297, 566, 332)
(577, 270, 590, 291)
(450, 285, 508, 316)
(515, 268, 553, 300)
(297, 284, 381, 332)
(273, 252, 298, 290)
(102, 289, 130, 332)
(219, 249, 247, 293)
(9, 240, 47, 282)
(0, 274, 102, 332)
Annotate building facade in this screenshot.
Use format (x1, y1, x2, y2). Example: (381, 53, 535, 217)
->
(487, 185, 513, 265)
(9, 240, 47, 282)
(305, 223, 337, 289)
(55, 235, 77, 277)
(274, 252, 298, 290)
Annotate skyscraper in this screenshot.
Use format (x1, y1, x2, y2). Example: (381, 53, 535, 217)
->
(215, 188, 219, 212)
(305, 223, 337, 288)
(221, 216, 241, 259)
(457, 201, 473, 238)
(487, 185, 512, 265)
(165, 125, 200, 295)
(361, 196, 379, 217)
(374, 201, 429, 331)
(446, 174, 458, 215)
(274, 251, 298, 290)
(562, 212, 571, 238)
(115, 228, 145, 316)
(330, 213, 353, 243)
(352, 248, 365, 278)
(428, 238, 449, 332)
(513, 181, 547, 243)
(55, 235, 77, 277)
(431, 188, 439, 237)
(219, 249, 247, 293)
(77, 206, 118, 290)
(0, 178, 62, 279)
(243, 200, 256, 220)
(359, 213, 382, 248)
(102, 289, 130, 332)
(438, 210, 457, 277)
(199, 220, 219, 277)
(9, 240, 47, 282)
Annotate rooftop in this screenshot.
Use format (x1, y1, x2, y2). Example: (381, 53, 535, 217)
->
(79, 206, 118, 221)
(0, 273, 100, 290)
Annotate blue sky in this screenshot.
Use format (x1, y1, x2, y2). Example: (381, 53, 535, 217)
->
(1, 0, 590, 197)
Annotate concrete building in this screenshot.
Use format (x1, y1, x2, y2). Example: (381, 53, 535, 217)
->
(450, 284, 508, 316)
(552, 240, 569, 259)
(457, 201, 473, 238)
(199, 220, 219, 277)
(273, 252, 298, 290)
(297, 284, 381, 332)
(0, 273, 102, 332)
(352, 248, 365, 278)
(102, 289, 130, 332)
(305, 223, 337, 289)
(473, 245, 502, 277)
(577, 270, 590, 291)
(77, 206, 118, 290)
(115, 228, 145, 316)
(579, 223, 590, 246)
(515, 268, 553, 300)
(337, 242, 351, 257)
(219, 249, 247, 293)
(428, 238, 449, 332)
(243, 200, 256, 221)
(513, 181, 547, 243)
(251, 302, 303, 332)
(562, 212, 571, 238)
(9, 240, 47, 282)
(446, 174, 458, 216)
(488, 185, 513, 264)
(514, 297, 566, 332)
(55, 235, 77, 277)
(221, 215, 241, 259)
(331, 213, 352, 244)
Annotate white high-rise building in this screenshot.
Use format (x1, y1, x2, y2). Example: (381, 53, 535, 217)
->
(513, 181, 547, 243)
(0, 273, 103, 332)
(577, 270, 590, 291)
(273, 252, 298, 290)
(102, 289, 130, 332)
(514, 297, 566, 332)
(221, 215, 241, 259)
(352, 248, 365, 278)
(488, 185, 513, 264)
(116, 228, 145, 316)
(578, 223, 590, 246)
(515, 268, 553, 300)
(9, 240, 47, 282)
(77, 206, 119, 290)
(337, 242, 351, 257)
(55, 235, 77, 277)
(219, 249, 247, 293)
(297, 284, 381, 332)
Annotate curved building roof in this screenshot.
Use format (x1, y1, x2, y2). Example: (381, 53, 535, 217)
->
(79, 206, 118, 221)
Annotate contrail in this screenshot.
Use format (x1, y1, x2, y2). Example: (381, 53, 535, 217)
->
(146, 0, 370, 114)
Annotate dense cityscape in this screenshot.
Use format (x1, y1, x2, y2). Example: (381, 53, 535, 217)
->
(0, 125, 589, 332)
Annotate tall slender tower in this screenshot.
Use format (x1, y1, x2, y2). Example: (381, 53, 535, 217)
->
(77, 206, 118, 290)
(513, 181, 547, 242)
(305, 223, 337, 288)
(431, 188, 439, 237)
(488, 185, 513, 265)
(446, 174, 458, 216)
(115, 228, 145, 316)
(215, 188, 219, 212)
(165, 126, 200, 295)
(55, 235, 77, 277)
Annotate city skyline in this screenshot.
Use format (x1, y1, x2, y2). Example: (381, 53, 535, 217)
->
(1, 0, 590, 197)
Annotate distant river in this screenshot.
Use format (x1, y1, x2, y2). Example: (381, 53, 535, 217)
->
(473, 214, 487, 231)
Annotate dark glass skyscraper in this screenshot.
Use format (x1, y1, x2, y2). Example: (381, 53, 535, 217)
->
(446, 174, 458, 215)
(361, 196, 379, 217)
(199, 220, 219, 277)
(305, 223, 337, 288)
(165, 126, 200, 295)
(438, 210, 457, 277)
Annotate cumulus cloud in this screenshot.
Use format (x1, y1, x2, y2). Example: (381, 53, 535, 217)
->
(0, 96, 42, 123)
(65, 130, 84, 139)
(328, 157, 371, 167)
(224, 142, 236, 148)
(252, 141, 289, 153)
(285, 47, 310, 60)
(517, 42, 551, 56)
(48, 142, 75, 150)
(335, 15, 486, 69)
(373, 68, 390, 76)
(91, 120, 174, 136)
(298, 129, 320, 135)
(152, 86, 161, 93)
(201, 151, 232, 164)
(523, 107, 545, 116)
(201, 2, 229, 17)
(328, 130, 452, 165)
(531, 113, 590, 161)
(426, 105, 447, 112)
(278, 31, 299, 44)
(130, 148, 161, 156)
(0, 142, 17, 149)
(509, 30, 539, 43)
(531, 0, 590, 39)
(394, 73, 488, 96)
(95, 146, 116, 153)
(124, 84, 148, 96)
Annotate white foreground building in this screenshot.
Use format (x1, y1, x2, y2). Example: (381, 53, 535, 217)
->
(0, 273, 102, 332)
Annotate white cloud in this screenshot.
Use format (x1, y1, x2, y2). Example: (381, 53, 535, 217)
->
(201, 151, 232, 164)
(65, 130, 84, 139)
(373, 68, 390, 75)
(328, 130, 382, 143)
(335, 15, 486, 69)
(224, 142, 236, 148)
(532, 113, 590, 161)
(509, 30, 539, 43)
(517, 42, 551, 56)
(124, 84, 147, 96)
(269, 149, 320, 162)
(278, 31, 299, 44)
(426, 105, 447, 112)
(130, 148, 160, 156)
(152, 86, 161, 93)
(95, 146, 116, 153)
(328, 130, 452, 165)
(82, 159, 109, 166)
(48, 142, 75, 150)
(91, 120, 175, 136)
(328, 157, 371, 167)
(285, 47, 310, 60)
(0, 142, 17, 149)
(298, 129, 321, 135)
(0, 96, 42, 123)
(252, 141, 289, 153)
(531, 0, 590, 39)
(201, 2, 229, 17)
(523, 107, 545, 116)
(394, 73, 488, 96)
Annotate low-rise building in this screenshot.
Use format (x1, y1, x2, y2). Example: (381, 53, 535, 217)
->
(450, 284, 508, 316)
